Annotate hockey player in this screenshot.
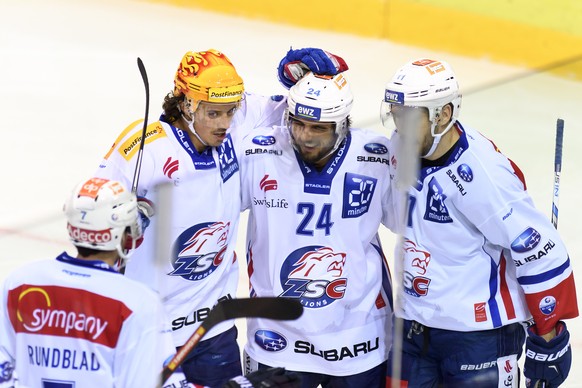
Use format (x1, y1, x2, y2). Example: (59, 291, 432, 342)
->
(239, 71, 396, 387)
(0, 177, 190, 387)
(381, 58, 578, 387)
(94, 48, 346, 387)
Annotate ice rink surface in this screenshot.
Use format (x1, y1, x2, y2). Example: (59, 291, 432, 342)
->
(1, 0, 581, 385)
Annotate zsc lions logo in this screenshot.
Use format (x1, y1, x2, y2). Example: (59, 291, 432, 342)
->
(252, 135, 276, 146)
(364, 143, 388, 154)
(279, 246, 347, 308)
(169, 222, 230, 281)
(510, 227, 541, 253)
(254, 329, 288, 352)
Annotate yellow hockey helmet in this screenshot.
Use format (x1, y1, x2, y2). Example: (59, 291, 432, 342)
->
(173, 49, 244, 106)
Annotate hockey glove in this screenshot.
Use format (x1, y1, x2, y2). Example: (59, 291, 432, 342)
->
(222, 367, 300, 388)
(122, 196, 154, 251)
(277, 47, 348, 89)
(524, 321, 571, 387)
(137, 196, 155, 230)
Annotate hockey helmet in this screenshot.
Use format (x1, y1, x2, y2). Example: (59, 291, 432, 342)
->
(286, 71, 353, 149)
(173, 49, 244, 110)
(64, 178, 142, 260)
(381, 59, 462, 157)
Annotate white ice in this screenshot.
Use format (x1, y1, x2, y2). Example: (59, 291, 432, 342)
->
(1, 0, 581, 385)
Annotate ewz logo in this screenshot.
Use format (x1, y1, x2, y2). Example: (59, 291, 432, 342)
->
(169, 222, 230, 281)
(295, 103, 321, 121)
(279, 246, 347, 308)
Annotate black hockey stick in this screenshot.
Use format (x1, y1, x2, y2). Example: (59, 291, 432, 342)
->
(535, 119, 565, 388)
(161, 297, 303, 383)
(131, 57, 150, 194)
(551, 118, 564, 229)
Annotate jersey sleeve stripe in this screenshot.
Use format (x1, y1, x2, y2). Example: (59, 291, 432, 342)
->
(517, 258, 571, 285)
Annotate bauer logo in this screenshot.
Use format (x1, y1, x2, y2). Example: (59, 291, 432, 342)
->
(539, 296, 556, 315)
(252, 135, 276, 146)
(295, 103, 321, 121)
(279, 246, 347, 308)
(364, 143, 388, 154)
(457, 164, 473, 182)
(384, 89, 404, 104)
(254, 329, 288, 352)
(510, 227, 541, 253)
(168, 222, 230, 281)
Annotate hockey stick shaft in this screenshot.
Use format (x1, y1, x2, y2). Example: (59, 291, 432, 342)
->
(536, 119, 565, 388)
(161, 297, 303, 383)
(551, 118, 564, 229)
(131, 57, 150, 194)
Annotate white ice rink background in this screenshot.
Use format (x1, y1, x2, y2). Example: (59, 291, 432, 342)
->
(1, 0, 581, 385)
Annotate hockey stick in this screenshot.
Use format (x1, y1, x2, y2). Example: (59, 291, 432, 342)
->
(535, 119, 565, 388)
(161, 297, 303, 383)
(131, 57, 150, 194)
(551, 118, 564, 229)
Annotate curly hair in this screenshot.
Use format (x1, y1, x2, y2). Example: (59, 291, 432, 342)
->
(162, 92, 184, 125)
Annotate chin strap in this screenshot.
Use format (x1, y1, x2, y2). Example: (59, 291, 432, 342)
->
(180, 99, 209, 147)
(423, 119, 456, 158)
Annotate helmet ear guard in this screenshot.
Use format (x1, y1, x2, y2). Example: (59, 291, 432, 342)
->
(64, 178, 142, 263)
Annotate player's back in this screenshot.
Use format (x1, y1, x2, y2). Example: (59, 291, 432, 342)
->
(0, 252, 167, 387)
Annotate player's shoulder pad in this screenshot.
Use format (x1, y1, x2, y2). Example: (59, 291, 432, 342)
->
(103, 120, 168, 162)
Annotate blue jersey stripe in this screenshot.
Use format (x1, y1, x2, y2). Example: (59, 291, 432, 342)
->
(488, 259, 502, 327)
(517, 258, 570, 285)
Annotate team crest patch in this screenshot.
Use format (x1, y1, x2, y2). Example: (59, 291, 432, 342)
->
(278, 246, 347, 308)
(169, 222, 230, 281)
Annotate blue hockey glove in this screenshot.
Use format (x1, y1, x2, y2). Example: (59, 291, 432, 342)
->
(524, 321, 571, 387)
(136, 196, 155, 230)
(277, 47, 348, 89)
(222, 367, 300, 388)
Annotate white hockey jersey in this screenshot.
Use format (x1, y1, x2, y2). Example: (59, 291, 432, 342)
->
(392, 122, 578, 333)
(240, 126, 396, 376)
(0, 252, 188, 387)
(95, 93, 286, 347)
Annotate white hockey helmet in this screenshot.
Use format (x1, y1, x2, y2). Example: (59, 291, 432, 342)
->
(286, 71, 354, 150)
(63, 178, 142, 262)
(381, 59, 462, 157)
